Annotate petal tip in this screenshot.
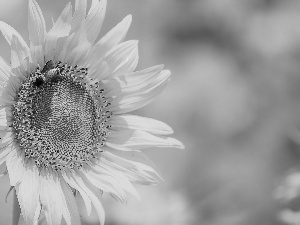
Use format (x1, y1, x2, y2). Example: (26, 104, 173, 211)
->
(171, 138, 185, 149)
(130, 40, 139, 47)
(125, 14, 132, 23)
(160, 69, 171, 77)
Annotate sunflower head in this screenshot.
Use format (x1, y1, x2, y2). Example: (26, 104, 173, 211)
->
(0, 0, 184, 224)
(12, 60, 112, 171)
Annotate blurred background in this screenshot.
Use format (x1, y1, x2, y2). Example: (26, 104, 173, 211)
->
(3, 0, 300, 224)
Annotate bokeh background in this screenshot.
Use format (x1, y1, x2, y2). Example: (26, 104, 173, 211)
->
(2, 0, 300, 224)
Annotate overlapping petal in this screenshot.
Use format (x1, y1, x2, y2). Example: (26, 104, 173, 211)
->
(62, 170, 93, 216)
(0, 132, 14, 159)
(11, 35, 31, 78)
(100, 149, 162, 184)
(60, 178, 81, 225)
(109, 70, 171, 114)
(83, 0, 106, 44)
(106, 129, 184, 150)
(63, 171, 106, 225)
(0, 57, 20, 105)
(84, 168, 127, 203)
(71, 0, 87, 33)
(15, 160, 41, 225)
(0, 75, 21, 106)
(28, 0, 46, 46)
(39, 170, 64, 225)
(0, 23, 31, 76)
(0, 107, 12, 130)
(86, 160, 140, 203)
(0, 142, 13, 165)
(0, 56, 10, 84)
(0, 22, 29, 50)
(65, 0, 107, 65)
(6, 147, 24, 186)
(45, 3, 72, 61)
(84, 15, 132, 70)
(89, 40, 138, 81)
(110, 115, 174, 135)
(28, 0, 46, 66)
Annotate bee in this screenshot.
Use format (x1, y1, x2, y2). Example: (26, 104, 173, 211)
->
(41, 60, 55, 74)
(34, 60, 61, 87)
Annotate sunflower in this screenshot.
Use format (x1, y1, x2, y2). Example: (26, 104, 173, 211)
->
(0, 0, 184, 224)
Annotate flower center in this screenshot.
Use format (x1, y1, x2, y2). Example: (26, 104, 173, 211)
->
(12, 61, 112, 171)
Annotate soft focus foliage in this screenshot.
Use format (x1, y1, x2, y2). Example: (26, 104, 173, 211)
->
(3, 0, 300, 224)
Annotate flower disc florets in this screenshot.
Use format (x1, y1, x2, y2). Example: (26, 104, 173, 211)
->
(12, 60, 112, 171)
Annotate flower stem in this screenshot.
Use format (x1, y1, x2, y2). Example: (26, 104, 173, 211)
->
(12, 188, 21, 225)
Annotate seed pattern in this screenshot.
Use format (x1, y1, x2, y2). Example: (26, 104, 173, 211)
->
(12, 61, 112, 171)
